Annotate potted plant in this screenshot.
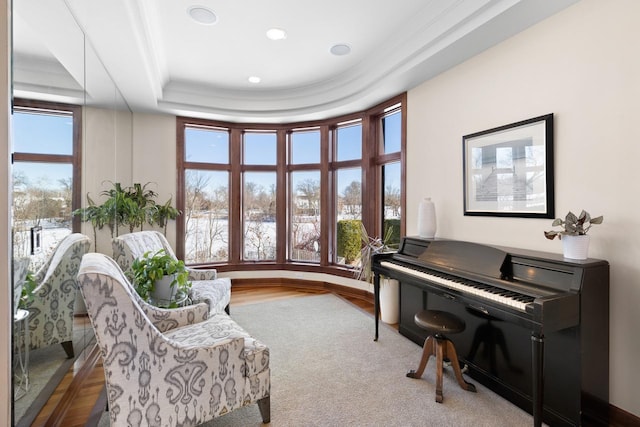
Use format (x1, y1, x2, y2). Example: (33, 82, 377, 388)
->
(13, 257, 31, 316)
(73, 181, 181, 251)
(355, 223, 399, 324)
(544, 210, 603, 259)
(149, 198, 181, 236)
(130, 249, 191, 307)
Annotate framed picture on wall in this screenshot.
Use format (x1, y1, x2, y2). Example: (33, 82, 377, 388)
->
(30, 225, 42, 254)
(463, 113, 554, 218)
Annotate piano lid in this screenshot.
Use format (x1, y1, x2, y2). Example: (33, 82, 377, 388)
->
(415, 239, 511, 281)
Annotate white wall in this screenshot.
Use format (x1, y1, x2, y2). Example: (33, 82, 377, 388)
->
(406, 0, 640, 417)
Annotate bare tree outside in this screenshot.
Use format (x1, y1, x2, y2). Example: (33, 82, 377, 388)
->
(244, 173, 277, 260)
(342, 180, 362, 217)
(184, 170, 229, 263)
(384, 184, 401, 217)
(12, 165, 73, 267)
(291, 174, 321, 261)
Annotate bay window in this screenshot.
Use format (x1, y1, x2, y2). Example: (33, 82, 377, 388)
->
(176, 93, 406, 275)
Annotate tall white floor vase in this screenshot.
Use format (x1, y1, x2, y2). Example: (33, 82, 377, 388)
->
(418, 197, 437, 238)
(380, 278, 400, 324)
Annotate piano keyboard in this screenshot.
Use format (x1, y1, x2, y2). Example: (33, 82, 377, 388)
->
(380, 261, 534, 311)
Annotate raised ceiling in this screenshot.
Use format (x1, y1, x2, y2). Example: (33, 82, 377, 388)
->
(12, 0, 578, 123)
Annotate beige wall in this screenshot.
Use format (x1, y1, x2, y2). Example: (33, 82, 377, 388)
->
(131, 112, 178, 245)
(406, 0, 640, 417)
(81, 106, 133, 253)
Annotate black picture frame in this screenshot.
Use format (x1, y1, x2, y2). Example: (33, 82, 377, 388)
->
(30, 225, 42, 255)
(463, 114, 554, 218)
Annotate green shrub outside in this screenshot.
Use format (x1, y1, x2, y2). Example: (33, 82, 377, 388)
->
(384, 218, 401, 249)
(337, 219, 362, 264)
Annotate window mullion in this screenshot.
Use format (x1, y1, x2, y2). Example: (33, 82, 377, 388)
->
(229, 128, 242, 263)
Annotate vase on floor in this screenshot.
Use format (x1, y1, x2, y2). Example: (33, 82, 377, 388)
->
(380, 278, 399, 324)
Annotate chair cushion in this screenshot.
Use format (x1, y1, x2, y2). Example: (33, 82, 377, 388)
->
(165, 312, 269, 378)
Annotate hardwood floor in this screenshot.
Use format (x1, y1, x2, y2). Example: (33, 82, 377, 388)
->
(27, 285, 375, 426)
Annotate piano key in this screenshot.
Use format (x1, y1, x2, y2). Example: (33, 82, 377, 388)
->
(380, 261, 531, 311)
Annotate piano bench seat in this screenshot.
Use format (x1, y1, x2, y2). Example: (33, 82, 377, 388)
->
(407, 310, 477, 403)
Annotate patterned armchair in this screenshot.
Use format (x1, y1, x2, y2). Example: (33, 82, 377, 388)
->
(77, 253, 270, 426)
(23, 233, 91, 358)
(112, 230, 231, 314)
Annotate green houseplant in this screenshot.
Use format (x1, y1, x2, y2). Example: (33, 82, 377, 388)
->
(544, 210, 603, 240)
(19, 272, 37, 310)
(544, 210, 603, 259)
(73, 182, 182, 251)
(130, 249, 191, 307)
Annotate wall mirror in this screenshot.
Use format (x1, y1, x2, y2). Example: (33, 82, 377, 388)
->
(11, 0, 132, 424)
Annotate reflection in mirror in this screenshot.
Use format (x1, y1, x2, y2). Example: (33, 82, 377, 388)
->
(11, 0, 132, 424)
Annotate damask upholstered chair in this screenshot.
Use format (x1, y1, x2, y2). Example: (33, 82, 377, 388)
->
(23, 233, 91, 358)
(77, 252, 270, 426)
(112, 230, 231, 314)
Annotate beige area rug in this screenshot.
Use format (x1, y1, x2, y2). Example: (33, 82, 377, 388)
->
(97, 293, 537, 426)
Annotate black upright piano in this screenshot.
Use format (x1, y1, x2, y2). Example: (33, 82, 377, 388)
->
(372, 237, 609, 427)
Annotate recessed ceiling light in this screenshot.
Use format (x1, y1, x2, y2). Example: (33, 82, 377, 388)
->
(248, 76, 261, 84)
(266, 28, 287, 41)
(330, 44, 351, 56)
(188, 6, 217, 25)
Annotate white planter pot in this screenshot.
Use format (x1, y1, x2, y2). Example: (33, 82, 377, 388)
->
(562, 235, 590, 260)
(151, 274, 178, 303)
(380, 278, 400, 324)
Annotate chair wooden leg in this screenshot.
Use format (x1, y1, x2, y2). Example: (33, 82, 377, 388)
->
(257, 396, 270, 423)
(61, 340, 74, 358)
(444, 339, 476, 393)
(407, 335, 435, 379)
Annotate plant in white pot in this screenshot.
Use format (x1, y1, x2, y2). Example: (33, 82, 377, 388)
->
(355, 223, 399, 324)
(544, 210, 603, 259)
(130, 249, 191, 308)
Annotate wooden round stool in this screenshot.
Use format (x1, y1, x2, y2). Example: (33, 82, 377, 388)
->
(406, 310, 476, 403)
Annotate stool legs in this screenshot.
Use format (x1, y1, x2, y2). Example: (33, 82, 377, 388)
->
(407, 334, 476, 403)
(407, 335, 436, 379)
(444, 338, 476, 394)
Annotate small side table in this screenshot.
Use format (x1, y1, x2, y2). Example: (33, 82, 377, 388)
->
(148, 290, 190, 308)
(13, 308, 30, 400)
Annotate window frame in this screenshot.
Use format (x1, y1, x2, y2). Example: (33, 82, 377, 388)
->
(12, 99, 83, 233)
(287, 127, 323, 264)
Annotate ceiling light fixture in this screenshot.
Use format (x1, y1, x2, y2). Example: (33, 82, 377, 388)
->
(188, 6, 217, 25)
(266, 28, 287, 41)
(248, 76, 261, 84)
(330, 44, 351, 56)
